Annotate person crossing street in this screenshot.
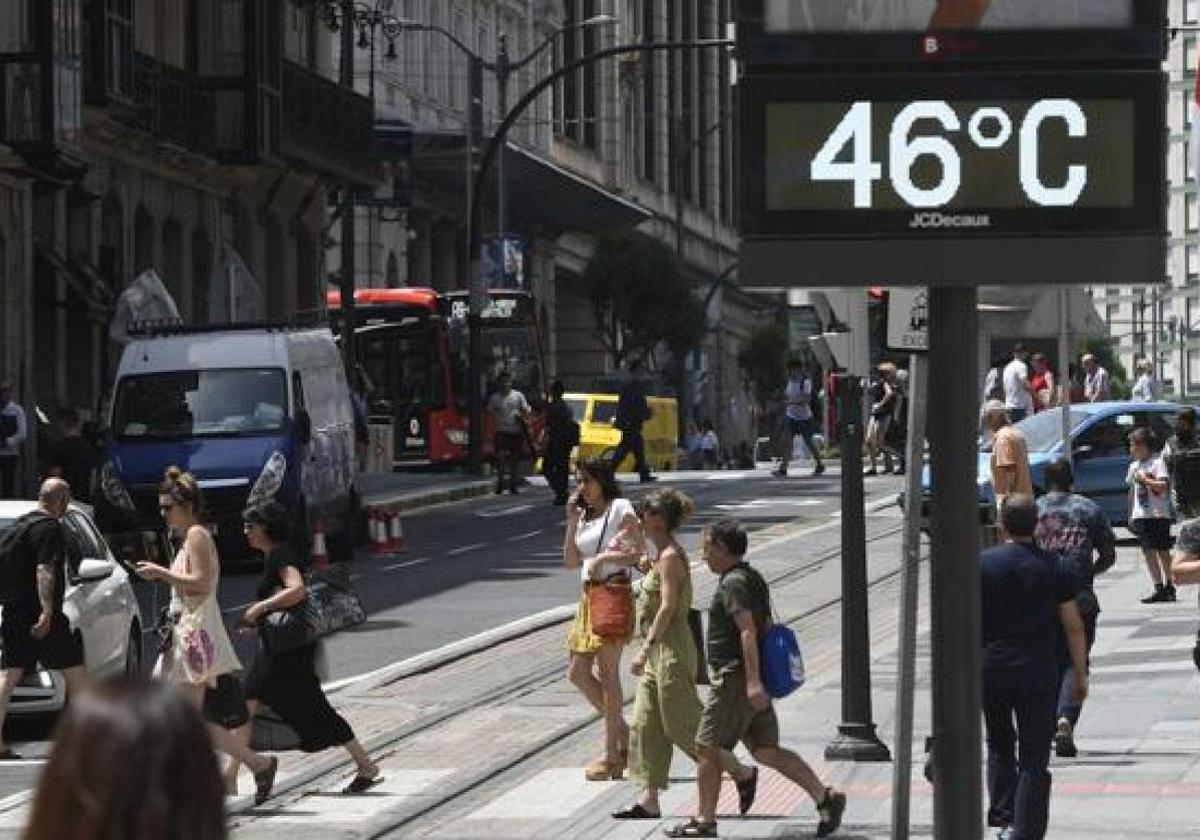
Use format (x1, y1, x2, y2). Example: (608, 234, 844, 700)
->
(1034, 459, 1117, 759)
(668, 518, 846, 839)
(611, 360, 655, 483)
(774, 359, 825, 478)
(981, 495, 1089, 840)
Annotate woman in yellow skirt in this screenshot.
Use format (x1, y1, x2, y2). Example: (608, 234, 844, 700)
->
(612, 489, 759, 820)
(563, 458, 643, 781)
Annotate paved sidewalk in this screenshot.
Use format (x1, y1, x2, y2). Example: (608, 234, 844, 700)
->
(388, 539, 1200, 840)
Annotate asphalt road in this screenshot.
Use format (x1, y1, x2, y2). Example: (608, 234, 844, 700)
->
(0, 466, 902, 798)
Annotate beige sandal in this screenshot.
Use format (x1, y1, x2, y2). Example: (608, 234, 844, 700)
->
(585, 759, 623, 781)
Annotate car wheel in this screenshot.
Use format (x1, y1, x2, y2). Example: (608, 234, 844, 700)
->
(124, 625, 142, 677)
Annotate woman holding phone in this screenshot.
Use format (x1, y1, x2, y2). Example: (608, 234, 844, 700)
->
(563, 458, 643, 781)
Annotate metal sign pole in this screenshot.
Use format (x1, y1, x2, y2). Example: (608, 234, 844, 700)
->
(890, 351, 927, 840)
(928, 287, 982, 840)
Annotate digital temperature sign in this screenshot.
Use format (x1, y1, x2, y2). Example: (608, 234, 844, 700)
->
(739, 70, 1166, 288)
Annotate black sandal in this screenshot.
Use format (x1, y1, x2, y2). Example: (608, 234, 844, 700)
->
(253, 756, 278, 806)
(343, 774, 383, 794)
(664, 819, 718, 838)
(613, 804, 661, 819)
(0, 749, 23, 761)
(736, 766, 759, 815)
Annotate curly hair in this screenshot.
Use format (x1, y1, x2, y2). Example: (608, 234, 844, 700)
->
(637, 488, 694, 532)
(159, 466, 204, 519)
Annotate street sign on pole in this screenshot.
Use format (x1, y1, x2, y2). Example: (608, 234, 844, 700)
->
(887, 288, 929, 353)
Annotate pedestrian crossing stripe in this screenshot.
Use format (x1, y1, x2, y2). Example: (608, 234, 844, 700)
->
(466, 768, 622, 820)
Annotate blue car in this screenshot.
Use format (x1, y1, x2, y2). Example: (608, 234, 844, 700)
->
(922, 402, 1182, 528)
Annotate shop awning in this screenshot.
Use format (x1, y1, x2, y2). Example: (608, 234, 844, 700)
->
(410, 129, 650, 232)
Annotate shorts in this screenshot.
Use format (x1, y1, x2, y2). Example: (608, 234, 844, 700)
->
(696, 667, 780, 753)
(203, 672, 249, 729)
(0, 611, 84, 672)
(1131, 518, 1173, 552)
(787, 417, 816, 439)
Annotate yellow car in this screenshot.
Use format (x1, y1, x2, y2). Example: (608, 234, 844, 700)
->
(564, 392, 679, 473)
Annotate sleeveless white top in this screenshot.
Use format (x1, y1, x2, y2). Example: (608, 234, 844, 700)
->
(159, 530, 242, 687)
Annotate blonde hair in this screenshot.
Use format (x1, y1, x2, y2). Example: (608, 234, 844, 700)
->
(159, 466, 204, 518)
(878, 362, 898, 376)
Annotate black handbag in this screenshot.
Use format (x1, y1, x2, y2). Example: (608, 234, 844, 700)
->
(688, 608, 709, 685)
(262, 596, 321, 654)
(307, 564, 367, 636)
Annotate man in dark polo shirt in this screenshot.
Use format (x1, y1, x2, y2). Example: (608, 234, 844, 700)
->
(668, 518, 846, 839)
(982, 494, 1089, 840)
(0, 478, 87, 759)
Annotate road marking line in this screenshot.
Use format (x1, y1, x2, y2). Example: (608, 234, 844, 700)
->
(476, 504, 534, 518)
(447, 543, 486, 556)
(506, 529, 543, 542)
(383, 557, 431, 572)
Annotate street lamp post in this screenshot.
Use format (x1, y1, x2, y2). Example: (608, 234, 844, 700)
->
(387, 15, 615, 471)
(315, 0, 406, 374)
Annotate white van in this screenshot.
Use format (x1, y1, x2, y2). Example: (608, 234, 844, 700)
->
(97, 325, 358, 565)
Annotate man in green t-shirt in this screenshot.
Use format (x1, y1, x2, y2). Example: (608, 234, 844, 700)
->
(666, 519, 846, 839)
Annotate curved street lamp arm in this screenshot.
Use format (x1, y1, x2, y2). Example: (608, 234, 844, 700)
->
(505, 19, 606, 75)
(470, 39, 733, 239)
(384, 19, 493, 69)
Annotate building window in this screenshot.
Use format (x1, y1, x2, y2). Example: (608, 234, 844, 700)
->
(450, 8, 464, 110)
(403, 0, 421, 94)
(1188, 193, 1199, 233)
(0, 0, 37, 53)
(641, 0, 657, 183)
(1189, 244, 1199, 278)
(1190, 141, 1197, 181)
(1190, 349, 1200, 388)
(1187, 35, 1198, 76)
(582, 0, 598, 149)
(1189, 0, 1200, 25)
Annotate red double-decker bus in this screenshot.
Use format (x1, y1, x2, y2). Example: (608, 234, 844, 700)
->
(328, 288, 548, 466)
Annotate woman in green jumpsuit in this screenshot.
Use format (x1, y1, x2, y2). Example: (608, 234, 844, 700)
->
(613, 489, 759, 819)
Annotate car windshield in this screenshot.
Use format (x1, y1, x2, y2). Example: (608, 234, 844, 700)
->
(565, 398, 587, 423)
(983, 407, 1091, 454)
(592, 402, 618, 425)
(113, 369, 288, 440)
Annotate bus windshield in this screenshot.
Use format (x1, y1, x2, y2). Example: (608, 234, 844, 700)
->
(357, 322, 445, 412)
(448, 320, 545, 403)
(113, 369, 288, 440)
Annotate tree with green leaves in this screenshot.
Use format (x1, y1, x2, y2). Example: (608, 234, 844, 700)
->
(1077, 336, 1130, 399)
(736, 323, 789, 414)
(580, 232, 706, 369)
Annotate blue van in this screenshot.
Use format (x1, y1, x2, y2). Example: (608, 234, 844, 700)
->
(96, 324, 358, 566)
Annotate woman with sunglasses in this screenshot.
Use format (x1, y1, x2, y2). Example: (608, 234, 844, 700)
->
(135, 466, 279, 806)
(232, 501, 381, 794)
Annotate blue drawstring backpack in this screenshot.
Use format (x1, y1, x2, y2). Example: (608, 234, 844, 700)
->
(761, 622, 806, 698)
(732, 563, 806, 699)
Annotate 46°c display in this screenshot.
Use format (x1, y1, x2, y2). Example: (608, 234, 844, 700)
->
(804, 99, 1098, 211)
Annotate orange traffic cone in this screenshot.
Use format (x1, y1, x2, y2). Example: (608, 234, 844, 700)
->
(311, 519, 330, 570)
(369, 510, 391, 555)
(388, 510, 405, 552)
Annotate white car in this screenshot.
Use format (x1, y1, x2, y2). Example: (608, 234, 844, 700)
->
(0, 501, 143, 714)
